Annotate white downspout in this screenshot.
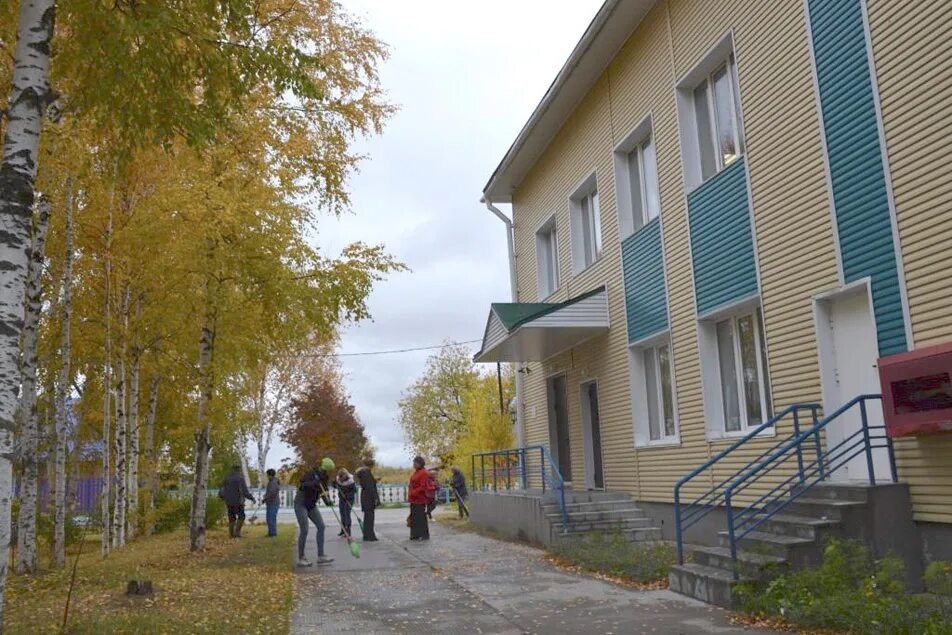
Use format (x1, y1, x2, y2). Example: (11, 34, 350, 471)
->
(482, 198, 525, 450)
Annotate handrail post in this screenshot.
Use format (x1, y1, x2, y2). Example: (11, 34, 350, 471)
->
(887, 435, 898, 483)
(540, 447, 546, 494)
(814, 427, 825, 481)
(793, 409, 805, 486)
(521, 448, 528, 490)
(725, 489, 738, 580)
(674, 485, 684, 564)
(480, 455, 486, 492)
(506, 449, 512, 490)
(859, 398, 876, 486)
(471, 454, 475, 492)
(492, 453, 498, 492)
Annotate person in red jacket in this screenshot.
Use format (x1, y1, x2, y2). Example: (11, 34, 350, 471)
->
(408, 455, 431, 541)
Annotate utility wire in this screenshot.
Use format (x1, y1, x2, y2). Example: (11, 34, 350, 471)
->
(305, 339, 482, 358)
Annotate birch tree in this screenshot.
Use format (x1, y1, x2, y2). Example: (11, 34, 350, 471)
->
(13, 200, 50, 574)
(52, 177, 74, 569)
(0, 0, 56, 612)
(143, 374, 159, 536)
(112, 286, 130, 549)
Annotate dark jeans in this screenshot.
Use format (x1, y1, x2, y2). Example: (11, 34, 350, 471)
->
(339, 498, 353, 535)
(294, 502, 326, 558)
(266, 502, 279, 536)
(227, 504, 246, 522)
(410, 503, 429, 540)
(362, 507, 376, 540)
(456, 494, 469, 518)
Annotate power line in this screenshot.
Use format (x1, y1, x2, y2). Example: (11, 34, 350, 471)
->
(307, 339, 482, 358)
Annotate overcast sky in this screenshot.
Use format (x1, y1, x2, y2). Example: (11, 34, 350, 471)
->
(271, 0, 605, 468)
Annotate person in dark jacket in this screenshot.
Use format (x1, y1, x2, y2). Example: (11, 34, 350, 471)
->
(294, 457, 335, 566)
(354, 458, 380, 541)
(451, 467, 469, 519)
(425, 468, 440, 519)
(262, 468, 280, 537)
(408, 456, 430, 541)
(334, 468, 357, 537)
(219, 465, 255, 538)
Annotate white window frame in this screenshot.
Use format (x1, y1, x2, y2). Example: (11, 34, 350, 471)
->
(697, 298, 773, 440)
(569, 172, 602, 274)
(613, 117, 661, 240)
(675, 33, 747, 191)
(535, 215, 560, 299)
(628, 333, 679, 448)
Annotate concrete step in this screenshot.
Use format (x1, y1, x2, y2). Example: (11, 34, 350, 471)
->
(559, 525, 662, 542)
(557, 517, 657, 533)
(545, 508, 647, 523)
(543, 500, 643, 514)
(784, 496, 864, 521)
(691, 545, 787, 579)
(554, 491, 632, 504)
(792, 482, 870, 503)
(668, 563, 737, 608)
(750, 513, 841, 540)
(717, 530, 817, 564)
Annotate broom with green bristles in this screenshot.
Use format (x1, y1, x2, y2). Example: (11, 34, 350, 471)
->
(320, 483, 361, 558)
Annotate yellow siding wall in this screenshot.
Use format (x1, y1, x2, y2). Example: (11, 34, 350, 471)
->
(510, 0, 951, 521)
(868, 0, 952, 524)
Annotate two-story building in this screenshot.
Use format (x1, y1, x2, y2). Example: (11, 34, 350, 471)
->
(474, 0, 952, 605)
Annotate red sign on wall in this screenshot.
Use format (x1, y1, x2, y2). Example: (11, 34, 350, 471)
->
(878, 341, 952, 437)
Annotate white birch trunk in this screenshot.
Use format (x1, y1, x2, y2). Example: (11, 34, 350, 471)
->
(253, 374, 268, 489)
(189, 295, 215, 552)
(126, 343, 140, 539)
(0, 1, 56, 618)
(52, 178, 74, 568)
(238, 447, 252, 494)
(101, 206, 113, 557)
(143, 375, 159, 536)
(111, 288, 129, 549)
(13, 201, 49, 574)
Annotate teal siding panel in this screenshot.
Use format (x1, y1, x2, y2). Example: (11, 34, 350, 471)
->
(809, 0, 908, 356)
(622, 219, 668, 342)
(687, 158, 758, 316)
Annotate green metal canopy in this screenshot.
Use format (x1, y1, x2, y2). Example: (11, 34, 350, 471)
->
(474, 286, 609, 363)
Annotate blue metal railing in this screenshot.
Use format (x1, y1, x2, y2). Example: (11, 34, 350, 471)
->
(471, 445, 569, 532)
(674, 403, 821, 564)
(721, 394, 897, 579)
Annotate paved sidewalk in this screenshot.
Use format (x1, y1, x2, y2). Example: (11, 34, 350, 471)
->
(291, 507, 771, 634)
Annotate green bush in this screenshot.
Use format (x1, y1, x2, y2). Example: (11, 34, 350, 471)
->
(735, 539, 952, 634)
(551, 531, 675, 583)
(925, 561, 952, 598)
(150, 495, 227, 535)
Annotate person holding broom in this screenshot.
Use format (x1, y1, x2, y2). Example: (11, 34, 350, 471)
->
(408, 456, 431, 541)
(451, 467, 469, 519)
(293, 457, 335, 567)
(355, 458, 380, 541)
(334, 468, 357, 538)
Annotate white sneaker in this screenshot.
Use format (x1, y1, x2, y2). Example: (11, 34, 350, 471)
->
(296, 558, 313, 567)
(316, 556, 334, 565)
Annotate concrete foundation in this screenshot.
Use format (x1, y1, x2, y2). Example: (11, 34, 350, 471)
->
(469, 491, 552, 546)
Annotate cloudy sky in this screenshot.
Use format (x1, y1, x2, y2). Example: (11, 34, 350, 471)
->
(277, 0, 605, 467)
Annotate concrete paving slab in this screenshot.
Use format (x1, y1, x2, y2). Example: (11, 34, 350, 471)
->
(291, 507, 774, 634)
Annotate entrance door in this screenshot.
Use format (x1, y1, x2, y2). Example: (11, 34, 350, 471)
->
(580, 381, 604, 490)
(546, 375, 572, 482)
(816, 284, 891, 482)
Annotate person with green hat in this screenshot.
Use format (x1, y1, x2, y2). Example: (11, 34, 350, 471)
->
(293, 457, 336, 567)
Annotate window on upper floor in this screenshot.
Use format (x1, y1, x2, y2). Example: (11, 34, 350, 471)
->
(713, 307, 772, 433)
(629, 335, 679, 447)
(693, 55, 744, 182)
(535, 216, 559, 299)
(676, 35, 746, 190)
(570, 174, 602, 274)
(615, 119, 661, 240)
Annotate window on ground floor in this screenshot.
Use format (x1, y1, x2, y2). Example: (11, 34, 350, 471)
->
(711, 307, 773, 433)
(629, 336, 679, 447)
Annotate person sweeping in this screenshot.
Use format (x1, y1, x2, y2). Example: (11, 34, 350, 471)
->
(355, 458, 380, 541)
(334, 468, 357, 538)
(293, 458, 336, 567)
(451, 467, 469, 519)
